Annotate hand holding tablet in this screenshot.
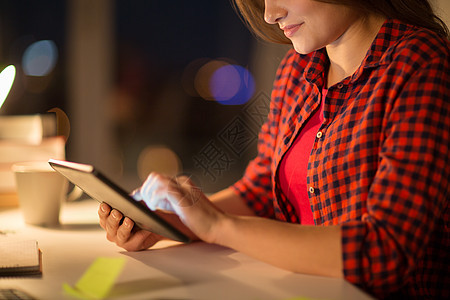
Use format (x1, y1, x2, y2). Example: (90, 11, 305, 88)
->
(48, 159, 191, 243)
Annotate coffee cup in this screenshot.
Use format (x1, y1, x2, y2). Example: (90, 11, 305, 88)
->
(12, 161, 75, 226)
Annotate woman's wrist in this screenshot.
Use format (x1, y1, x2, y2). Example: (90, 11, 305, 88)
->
(210, 212, 236, 247)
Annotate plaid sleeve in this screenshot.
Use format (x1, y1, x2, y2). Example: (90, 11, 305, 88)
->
(231, 49, 296, 218)
(231, 119, 276, 218)
(341, 36, 450, 296)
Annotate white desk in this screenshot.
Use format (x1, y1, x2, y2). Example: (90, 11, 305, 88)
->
(0, 199, 373, 300)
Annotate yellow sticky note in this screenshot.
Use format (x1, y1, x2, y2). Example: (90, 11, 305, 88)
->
(63, 257, 126, 299)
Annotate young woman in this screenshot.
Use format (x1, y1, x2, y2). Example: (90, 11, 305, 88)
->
(98, 0, 449, 298)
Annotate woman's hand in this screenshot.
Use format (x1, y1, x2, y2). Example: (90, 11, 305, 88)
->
(98, 203, 163, 251)
(134, 173, 225, 244)
(97, 172, 219, 251)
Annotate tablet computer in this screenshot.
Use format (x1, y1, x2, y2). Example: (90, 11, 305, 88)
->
(48, 159, 190, 243)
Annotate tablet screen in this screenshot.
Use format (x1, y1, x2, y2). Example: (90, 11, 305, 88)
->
(48, 159, 190, 243)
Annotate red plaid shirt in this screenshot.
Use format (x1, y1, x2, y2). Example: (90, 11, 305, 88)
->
(232, 19, 449, 298)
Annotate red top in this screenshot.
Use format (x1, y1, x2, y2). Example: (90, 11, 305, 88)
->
(232, 19, 450, 298)
(278, 88, 327, 224)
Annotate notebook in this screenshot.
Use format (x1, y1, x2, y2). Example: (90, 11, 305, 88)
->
(0, 239, 42, 276)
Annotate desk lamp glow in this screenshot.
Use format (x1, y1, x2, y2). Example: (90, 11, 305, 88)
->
(0, 65, 16, 110)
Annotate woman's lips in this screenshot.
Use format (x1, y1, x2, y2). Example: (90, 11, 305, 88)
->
(281, 23, 303, 38)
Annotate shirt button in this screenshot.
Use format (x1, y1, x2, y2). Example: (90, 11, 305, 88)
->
(316, 131, 323, 139)
(337, 83, 344, 89)
(309, 186, 315, 194)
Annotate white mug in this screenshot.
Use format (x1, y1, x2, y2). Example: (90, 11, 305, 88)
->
(12, 161, 80, 226)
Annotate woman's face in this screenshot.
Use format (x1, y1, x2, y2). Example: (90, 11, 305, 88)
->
(264, 0, 360, 54)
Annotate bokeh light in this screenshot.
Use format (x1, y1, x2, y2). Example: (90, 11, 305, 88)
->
(181, 57, 211, 97)
(210, 64, 241, 102)
(22, 40, 58, 76)
(194, 59, 229, 101)
(137, 146, 182, 181)
(187, 58, 255, 105)
(210, 64, 255, 105)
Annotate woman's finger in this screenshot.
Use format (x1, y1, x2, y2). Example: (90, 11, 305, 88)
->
(115, 217, 134, 245)
(105, 209, 123, 242)
(98, 202, 111, 229)
(140, 173, 175, 211)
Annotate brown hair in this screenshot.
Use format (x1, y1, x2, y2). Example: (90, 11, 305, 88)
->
(231, 0, 450, 44)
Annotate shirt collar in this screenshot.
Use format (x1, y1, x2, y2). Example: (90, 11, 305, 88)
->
(303, 19, 416, 85)
(355, 19, 415, 71)
(303, 48, 328, 88)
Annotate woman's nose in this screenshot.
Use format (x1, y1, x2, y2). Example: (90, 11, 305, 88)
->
(264, 0, 286, 24)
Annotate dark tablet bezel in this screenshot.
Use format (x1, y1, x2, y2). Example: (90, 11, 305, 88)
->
(48, 159, 190, 243)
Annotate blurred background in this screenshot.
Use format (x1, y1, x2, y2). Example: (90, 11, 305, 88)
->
(0, 0, 449, 194)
